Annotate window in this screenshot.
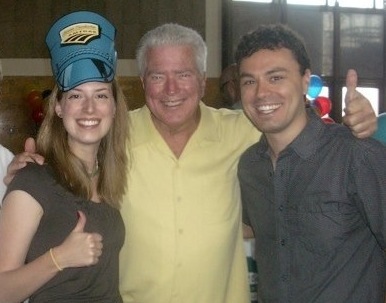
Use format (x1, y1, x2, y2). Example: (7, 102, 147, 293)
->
(232, 0, 272, 2)
(232, 0, 384, 9)
(288, 0, 329, 5)
(224, 0, 386, 120)
(327, 0, 383, 9)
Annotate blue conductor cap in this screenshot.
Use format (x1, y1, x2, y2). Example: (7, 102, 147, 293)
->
(45, 11, 117, 92)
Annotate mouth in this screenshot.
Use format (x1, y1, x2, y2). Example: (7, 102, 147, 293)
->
(257, 103, 281, 114)
(77, 119, 100, 127)
(163, 99, 183, 107)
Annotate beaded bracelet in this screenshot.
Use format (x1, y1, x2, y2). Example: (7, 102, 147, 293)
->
(49, 248, 63, 271)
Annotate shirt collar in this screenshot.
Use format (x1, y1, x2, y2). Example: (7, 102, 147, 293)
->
(255, 108, 326, 160)
(291, 108, 326, 159)
(196, 102, 221, 142)
(130, 101, 220, 148)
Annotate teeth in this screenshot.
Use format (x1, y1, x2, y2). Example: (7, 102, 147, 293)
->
(258, 104, 280, 113)
(78, 120, 99, 126)
(164, 100, 182, 106)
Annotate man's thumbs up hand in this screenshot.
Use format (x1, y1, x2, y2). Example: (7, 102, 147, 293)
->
(342, 69, 377, 138)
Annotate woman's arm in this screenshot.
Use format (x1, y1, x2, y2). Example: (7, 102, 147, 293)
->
(0, 190, 103, 303)
(0, 190, 58, 303)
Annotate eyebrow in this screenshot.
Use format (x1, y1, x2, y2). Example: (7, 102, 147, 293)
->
(69, 87, 110, 93)
(147, 68, 195, 75)
(239, 67, 288, 78)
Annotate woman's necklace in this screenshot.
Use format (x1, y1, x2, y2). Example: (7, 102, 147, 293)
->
(88, 159, 99, 178)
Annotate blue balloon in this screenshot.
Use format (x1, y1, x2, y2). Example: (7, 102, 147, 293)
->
(372, 113, 386, 146)
(307, 75, 323, 99)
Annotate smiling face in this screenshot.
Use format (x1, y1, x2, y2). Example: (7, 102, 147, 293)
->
(239, 48, 310, 143)
(55, 81, 116, 153)
(141, 45, 206, 134)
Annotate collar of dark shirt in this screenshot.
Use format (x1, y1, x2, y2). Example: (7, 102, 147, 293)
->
(255, 108, 334, 161)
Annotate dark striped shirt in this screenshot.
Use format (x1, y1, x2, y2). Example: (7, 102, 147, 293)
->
(239, 109, 386, 303)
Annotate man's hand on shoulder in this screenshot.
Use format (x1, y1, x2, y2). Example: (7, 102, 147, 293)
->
(4, 138, 45, 186)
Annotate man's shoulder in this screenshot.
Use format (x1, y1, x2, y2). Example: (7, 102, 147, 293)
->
(129, 106, 147, 117)
(128, 106, 150, 129)
(202, 105, 251, 125)
(200, 104, 261, 143)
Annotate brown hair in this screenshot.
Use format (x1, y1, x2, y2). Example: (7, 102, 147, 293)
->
(37, 78, 129, 209)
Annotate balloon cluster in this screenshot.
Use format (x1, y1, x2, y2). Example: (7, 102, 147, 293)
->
(24, 89, 51, 126)
(372, 112, 386, 146)
(306, 75, 334, 124)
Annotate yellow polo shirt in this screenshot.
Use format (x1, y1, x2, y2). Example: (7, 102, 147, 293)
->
(119, 103, 260, 303)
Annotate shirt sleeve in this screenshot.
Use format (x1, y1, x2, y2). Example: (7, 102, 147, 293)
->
(0, 145, 14, 203)
(5, 163, 53, 209)
(350, 139, 386, 249)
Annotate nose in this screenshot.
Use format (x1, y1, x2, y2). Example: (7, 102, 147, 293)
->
(255, 80, 270, 98)
(165, 77, 178, 95)
(82, 97, 95, 113)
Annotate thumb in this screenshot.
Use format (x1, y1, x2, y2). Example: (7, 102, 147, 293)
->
(24, 137, 37, 153)
(73, 211, 86, 233)
(344, 69, 358, 106)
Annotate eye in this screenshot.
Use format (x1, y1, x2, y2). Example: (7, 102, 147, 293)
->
(270, 75, 284, 83)
(180, 72, 191, 78)
(96, 94, 109, 99)
(67, 93, 81, 100)
(241, 79, 255, 86)
(150, 74, 163, 81)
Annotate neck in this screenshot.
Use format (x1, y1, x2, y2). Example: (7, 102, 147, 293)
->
(68, 141, 101, 177)
(151, 111, 200, 158)
(87, 158, 99, 178)
(266, 110, 309, 168)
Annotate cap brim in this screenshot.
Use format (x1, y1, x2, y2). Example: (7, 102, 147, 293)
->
(57, 58, 115, 91)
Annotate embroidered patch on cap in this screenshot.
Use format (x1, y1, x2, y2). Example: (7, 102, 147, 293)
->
(60, 23, 99, 44)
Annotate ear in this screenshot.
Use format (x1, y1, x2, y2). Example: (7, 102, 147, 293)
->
(112, 101, 117, 117)
(199, 73, 207, 99)
(140, 77, 145, 90)
(303, 69, 311, 95)
(55, 102, 62, 118)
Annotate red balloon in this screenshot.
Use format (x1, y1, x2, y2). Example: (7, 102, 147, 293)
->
(32, 105, 45, 125)
(322, 116, 335, 124)
(26, 90, 43, 109)
(314, 96, 332, 117)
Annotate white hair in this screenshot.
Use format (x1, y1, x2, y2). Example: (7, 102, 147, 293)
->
(136, 23, 207, 78)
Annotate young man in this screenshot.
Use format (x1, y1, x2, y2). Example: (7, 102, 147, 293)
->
(236, 24, 386, 303)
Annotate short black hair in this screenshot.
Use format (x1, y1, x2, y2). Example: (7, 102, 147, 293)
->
(235, 23, 311, 75)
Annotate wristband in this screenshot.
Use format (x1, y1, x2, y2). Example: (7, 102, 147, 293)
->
(49, 248, 63, 271)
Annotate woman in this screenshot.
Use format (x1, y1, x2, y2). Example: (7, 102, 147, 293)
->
(0, 11, 128, 303)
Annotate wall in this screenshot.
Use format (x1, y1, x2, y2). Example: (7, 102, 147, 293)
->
(0, 0, 223, 153)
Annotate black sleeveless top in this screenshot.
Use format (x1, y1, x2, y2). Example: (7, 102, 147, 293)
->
(7, 163, 124, 303)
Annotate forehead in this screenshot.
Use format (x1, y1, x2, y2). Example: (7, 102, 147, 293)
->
(240, 48, 299, 73)
(70, 81, 112, 91)
(146, 45, 196, 70)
